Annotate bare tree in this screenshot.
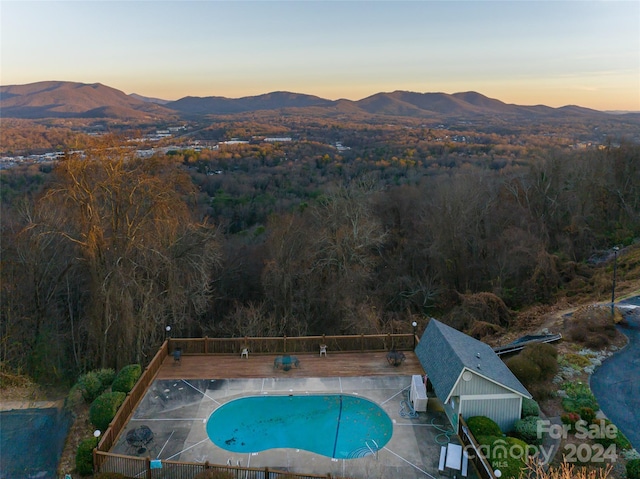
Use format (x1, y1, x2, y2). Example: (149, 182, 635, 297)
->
(38, 142, 220, 368)
(308, 181, 388, 332)
(0, 198, 80, 379)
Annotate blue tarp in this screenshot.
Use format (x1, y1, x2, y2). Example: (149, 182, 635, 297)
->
(0, 408, 71, 479)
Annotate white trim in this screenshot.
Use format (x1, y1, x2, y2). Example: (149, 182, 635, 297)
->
(444, 370, 465, 403)
(460, 393, 521, 400)
(517, 396, 523, 420)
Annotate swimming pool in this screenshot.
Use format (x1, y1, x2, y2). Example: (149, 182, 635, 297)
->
(206, 394, 393, 459)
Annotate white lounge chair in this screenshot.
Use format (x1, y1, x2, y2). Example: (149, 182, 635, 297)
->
(438, 445, 446, 473)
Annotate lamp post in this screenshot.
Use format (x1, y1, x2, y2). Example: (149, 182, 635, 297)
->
(611, 246, 619, 317)
(412, 321, 417, 349)
(165, 325, 171, 341)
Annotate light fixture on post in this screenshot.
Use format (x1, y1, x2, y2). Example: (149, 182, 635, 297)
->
(494, 470, 502, 478)
(412, 321, 418, 349)
(611, 246, 619, 317)
(165, 325, 171, 345)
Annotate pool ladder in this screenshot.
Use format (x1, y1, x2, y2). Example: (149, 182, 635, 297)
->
(365, 439, 379, 460)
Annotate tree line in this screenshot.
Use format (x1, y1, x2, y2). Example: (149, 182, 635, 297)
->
(1, 137, 638, 383)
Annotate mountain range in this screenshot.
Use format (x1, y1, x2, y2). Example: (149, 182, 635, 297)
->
(0, 80, 630, 121)
(0, 81, 171, 119)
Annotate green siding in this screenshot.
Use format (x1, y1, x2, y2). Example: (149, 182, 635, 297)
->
(452, 371, 510, 396)
(461, 396, 522, 432)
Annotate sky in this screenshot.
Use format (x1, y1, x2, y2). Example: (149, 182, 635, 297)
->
(1, 1, 639, 111)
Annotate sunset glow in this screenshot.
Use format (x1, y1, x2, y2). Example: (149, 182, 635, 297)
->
(1, 1, 639, 111)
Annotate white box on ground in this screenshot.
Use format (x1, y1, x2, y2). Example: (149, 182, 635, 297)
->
(410, 374, 427, 412)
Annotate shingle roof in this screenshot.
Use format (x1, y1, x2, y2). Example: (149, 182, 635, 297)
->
(414, 319, 531, 400)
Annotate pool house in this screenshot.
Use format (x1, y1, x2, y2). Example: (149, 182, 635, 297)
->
(415, 319, 531, 432)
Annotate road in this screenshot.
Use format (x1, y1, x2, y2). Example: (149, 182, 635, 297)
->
(590, 296, 640, 451)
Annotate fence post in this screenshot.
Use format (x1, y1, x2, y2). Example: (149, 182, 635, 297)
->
(283, 335, 287, 353)
(265, 466, 270, 478)
(146, 457, 151, 479)
(204, 336, 208, 354)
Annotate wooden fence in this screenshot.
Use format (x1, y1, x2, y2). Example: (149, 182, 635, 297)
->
(95, 340, 168, 458)
(457, 414, 497, 479)
(94, 333, 417, 478)
(166, 333, 416, 356)
(95, 453, 337, 479)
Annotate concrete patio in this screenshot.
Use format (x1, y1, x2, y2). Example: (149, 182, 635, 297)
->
(112, 373, 478, 479)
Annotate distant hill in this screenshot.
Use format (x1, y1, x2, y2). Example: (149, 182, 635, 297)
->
(353, 90, 606, 120)
(0, 81, 174, 119)
(167, 91, 335, 115)
(0, 80, 623, 121)
(129, 93, 171, 105)
(157, 89, 612, 121)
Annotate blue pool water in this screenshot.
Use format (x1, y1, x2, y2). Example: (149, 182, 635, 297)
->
(206, 394, 393, 459)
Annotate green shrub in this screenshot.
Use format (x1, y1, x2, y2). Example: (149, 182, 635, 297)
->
(75, 368, 116, 404)
(614, 431, 632, 450)
(513, 416, 542, 445)
(563, 381, 592, 398)
(561, 412, 580, 427)
(578, 406, 596, 424)
(76, 437, 98, 476)
(627, 459, 640, 479)
(466, 416, 502, 438)
(484, 436, 529, 479)
(111, 364, 141, 393)
(591, 419, 632, 450)
(65, 383, 84, 410)
(89, 391, 126, 431)
(95, 368, 116, 387)
(505, 355, 541, 388)
(78, 371, 103, 403)
(562, 353, 591, 369)
(562, 394, 598, 414)
(521, 398, 540, 417)
(521, 343, 558, 379)
(561, 382, 599, 413)
(475, 435, 502, 447)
